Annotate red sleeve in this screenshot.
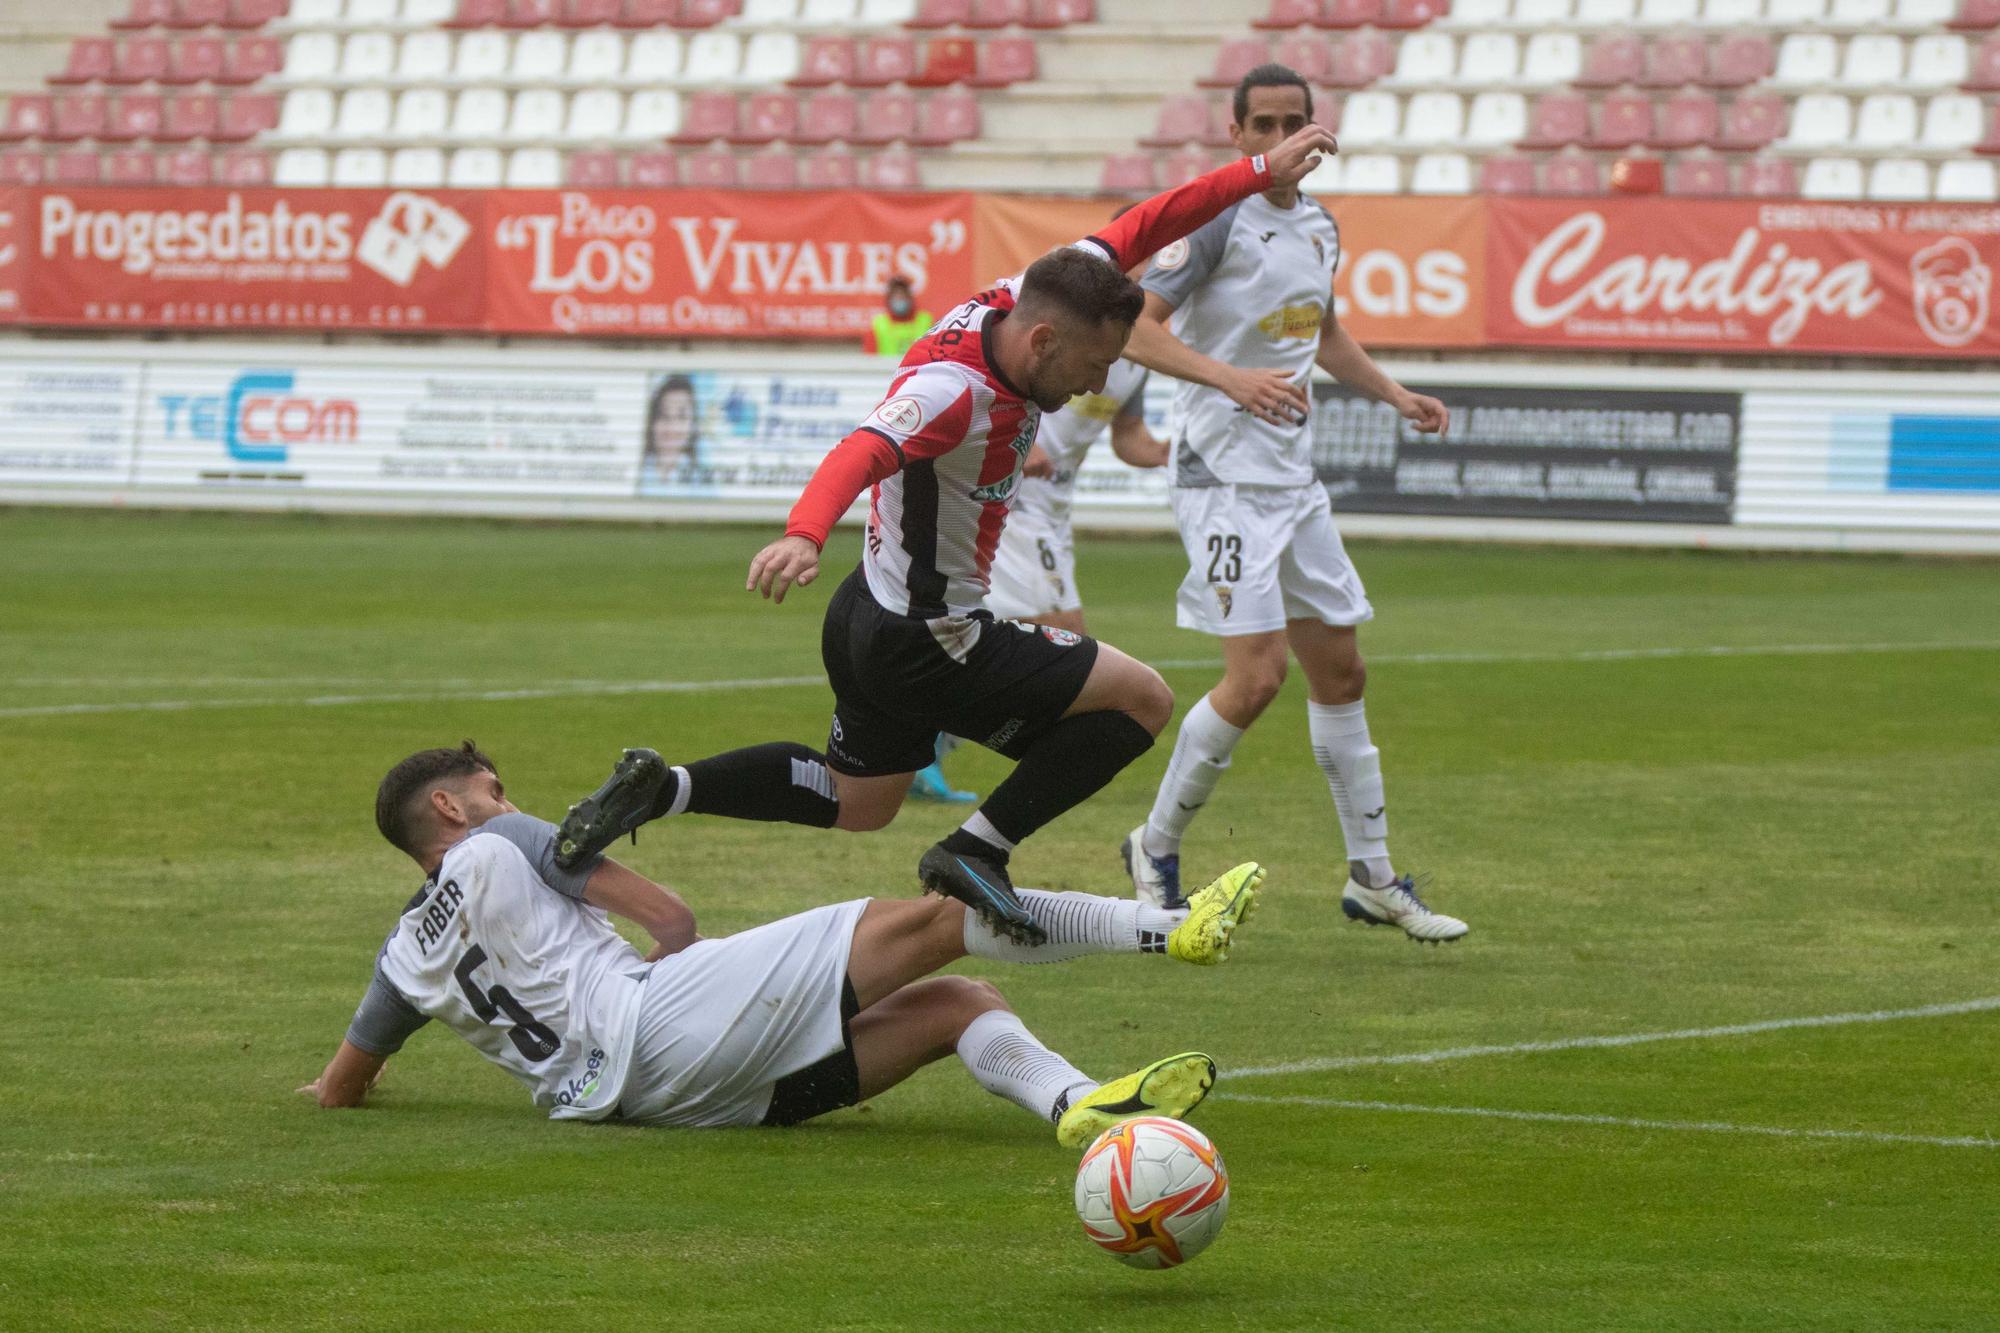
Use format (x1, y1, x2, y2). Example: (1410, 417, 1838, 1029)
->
(784, 429, 902, 549)
(1083, 154, 1274, 271)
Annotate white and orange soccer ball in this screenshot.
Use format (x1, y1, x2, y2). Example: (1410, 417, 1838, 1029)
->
(1073, 1116, 1229, 1270)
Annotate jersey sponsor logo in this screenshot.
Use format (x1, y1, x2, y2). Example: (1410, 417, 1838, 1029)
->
(969, 476, 1019, 503)
(1153, 238, 1190, 272)
(872, 395, 926, 435)
(1039, 625, 1083, 647)
(1255, 303, 1324, 341)
(554, 1046, 608, 1107)
(1258, 231, 1277, 244)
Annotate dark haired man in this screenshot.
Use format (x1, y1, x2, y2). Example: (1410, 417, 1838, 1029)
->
(555, 126, 1338, 946)
(303, 742, 1261, 1144)
(1115, 65, 1467, 944)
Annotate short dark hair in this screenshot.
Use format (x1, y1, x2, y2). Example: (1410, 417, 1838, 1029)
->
(1233, 62, 1314, 126)
(1016, 247, 1144, 330)
(375, 740, 496, 856)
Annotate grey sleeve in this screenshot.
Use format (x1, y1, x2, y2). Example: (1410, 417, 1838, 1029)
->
(477, 811, 602, 900)
(1138, 205, 1238, 310)
(1118, 369, 1151, 418)
(344, 967, 429, 1057)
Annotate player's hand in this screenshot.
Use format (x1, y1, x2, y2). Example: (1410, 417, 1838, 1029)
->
(295, 1078, 322, 1098)
(1023, 444, 1054, 479)
(1264, 124, 1340, 189)
(747, 534, 822, 604)
(1395, 390, 1449, 435)
(1224, 367, 1311, 429)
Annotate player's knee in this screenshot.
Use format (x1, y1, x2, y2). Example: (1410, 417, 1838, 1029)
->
(941, 975, 1010, 1019)
(1242, 657, 1288, 712)
(1123, 664, 1174, 736)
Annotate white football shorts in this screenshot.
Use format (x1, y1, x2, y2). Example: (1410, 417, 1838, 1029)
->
(987, 507, 1082, 621)
(1170, 483, 1373, 637)
(615, 898, 868, 1128)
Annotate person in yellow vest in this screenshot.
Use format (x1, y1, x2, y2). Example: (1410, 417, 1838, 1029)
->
(862, 275, 932, 362)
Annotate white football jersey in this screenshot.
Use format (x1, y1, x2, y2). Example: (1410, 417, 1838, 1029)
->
(354, 815, 648, 1120)
(1141, 191, 1341, 489)
(1012, 357, 1151, 528)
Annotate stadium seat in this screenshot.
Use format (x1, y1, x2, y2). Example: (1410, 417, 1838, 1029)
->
(850, 88, 916, 142)
(1703, 34, 1772, 88)
(1410, 150, 1471, 191)
(801, 147, 859, 187)
(219, 36, 286, 84)
(1800, 156, 1862, 197)
(966, 0, 1028, 24)
(1867, 158, 1928, 199)
(1588, 92, 1652, 147)
(743, 149, 800, 189)
(1141, 95, 1209, 147)
(1921, 92, 1984, 147)
(1668, 154, 1732, 193)
(1542, 154, 1602, 192)
(50, 91, 110, 141)
(1379, 0, 1446, 27)
(684, 31, 745, 80)
(1640, 35, 1703, 89)
(1636, 0, 1696, 21)
(626, 31, 686, 81)
(1256, 0, 1322, 25)
(1459, 33, 1521, 85)
(742, 33, 803, 84)
(680, 0, 747, 25)
(114, 0, 176, 28)
(1840, 35, 1904, 89)
(859, 0, 920, 19)
(800, 0, 860, 20)
(348, 0, 401, 22)
(568, 30, 628, 82)
(1342, 152, 1402, 190)
(289, 0, 345, 20)
(914, 88, 980, 143)
(627, 149, 677, 184)
(1933, 157, 1997, 199)
(511, 30, 570, 81)
(1337, 90, 1399, 144)
(909, 35, 976, 85)
(565, 87, 623, 140)
(507, 88, 567, 141)
(1386, 31, 1455, 84)
(1853, 93, 1917, 148)
(1770, 35, 1837, 89)
(1026, 0, 1092, 24)
(1477, 154, 1535, 192)
(453, 31, 514, 84)
(1779, 93, 1851, 147)
(794, 88, 858, 142)
(506, 146, 563, 185)
(332, 146, 389, 186)
(391, 88, 449, 137)
(1521, 32, 1581, 85)
(1200, 39, 1271, 89)
(281, 33, 340, 83)
(1576, 0, 1637, 21)
(163, 147, 212, 184)
(682, 146, 739, 185)
(1981, 100, 2000, 151)
(228, 0, 290, 22)
(617, 0, 679, 23)
(103, 93, 165, 141)
(966, 36, 1037, 87)
(0, 149, 46, 184)
(387, 145, 443, 184)
(734, 91, 799, 143)
(1949, 0, 2000, 26)
(907, 0, 971, 24)
(173, 0, 229, 23)
(1966, 37, 2000, 89)
(851, 36, 917, 85)
(1326, 31, 1394, 86)
(624, 89, 682, 137)
(1764, 0, 1826, 20)
(1099, 152, 1158, 191)
(335, 88, 393, 139)
(1905, 35, 1969, 88)
(0, 96, 52, 143)
(161, 91, 220, 139)
(1160, 147, 1219, 183)
(1576, 35, 1642, 89)
(792, 36, 855, 86)
(449, 87, 509, 139)
(110, 37, 171, 85)
(216, 146, 272, 182)
(444, 0, 507, 23)
(563, 0, 623, 21)
(1827, 0, 1888, 20)
(1609, 155, 1663, 191)
(1297, 151, 1342, 193)
(103, 148, 155, 184)
(338, 33, 398, 86)
(1324, 0, 1386, 22)
(739, 0, 797, 21)
(273, 145, 331, 185)
(51, 149, 101, 185)
(1697, 0, 1759, 21)
(1274, 35, 1333, 83)
(1650, 89, 1718, 146)
(565, 148, 620, 185)
(673, 89, 738, 140)
(447, 145, 504, 185)
(1200, 99, 1238, 145)
(51, 39, 116, 85)
(1713, 92, 1782, 147)
(1441, 0, 1507, 21)
(1519, 92, 1588, 147)
(163, 37, 227, 84)
(1464, 90, 1527, 144)
(863, 146, 922, 188)
(1403, 91, 1464, 142)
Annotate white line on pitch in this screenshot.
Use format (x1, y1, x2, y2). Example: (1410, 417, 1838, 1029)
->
(2, 638, 1994, 721)
(1210, 1093, 1998, 1150)
(1227, 996, 2000, 1080)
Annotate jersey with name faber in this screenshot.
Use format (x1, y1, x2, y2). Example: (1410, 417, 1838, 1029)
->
(1141, 191, 1341, 489)
(353, 815, 647, 1121)
(1014, 357, 1150, 528)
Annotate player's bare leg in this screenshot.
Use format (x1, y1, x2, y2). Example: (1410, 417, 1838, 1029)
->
(829, 769, 916, 831)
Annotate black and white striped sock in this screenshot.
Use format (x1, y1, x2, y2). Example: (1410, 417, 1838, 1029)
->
(962, 889, 1183, 963)
(956, 1010, 1097, 1123)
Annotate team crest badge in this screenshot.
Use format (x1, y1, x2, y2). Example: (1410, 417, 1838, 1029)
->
(1312, 235, 1324, 265)
(1214, 586, 1233, 619)
(1040, 625, 1084, 647)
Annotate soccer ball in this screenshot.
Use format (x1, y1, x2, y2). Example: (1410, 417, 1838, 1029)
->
(1073, 1116, 1229, 1269)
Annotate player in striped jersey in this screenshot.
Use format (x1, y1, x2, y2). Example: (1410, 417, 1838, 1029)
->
(552, 126, 1339, 948)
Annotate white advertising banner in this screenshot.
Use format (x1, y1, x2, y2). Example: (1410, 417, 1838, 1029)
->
(0, 361, 142, 486)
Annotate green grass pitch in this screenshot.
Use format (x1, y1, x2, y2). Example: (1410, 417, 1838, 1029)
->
(2, 506, 1996, 1331)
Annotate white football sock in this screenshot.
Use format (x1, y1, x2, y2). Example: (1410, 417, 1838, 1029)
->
(956, 1010, 1098, 1123)
(1142, 694, 1245, 858)
(1308, 698, 1394, 885)
(963, 889, 1182, 963)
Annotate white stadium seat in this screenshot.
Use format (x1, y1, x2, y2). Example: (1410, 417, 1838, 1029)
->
(282, 33, 340, 83)
(859, 0, 918, 20)
(1920, 93, 1985, 150)
(1403, 91, 1465, 143)
(1853, 93, 1917, 147)
(1522, 33, 1582, 84)
(1441, 0, 1509, 25)
(346, 0, 398, 24)
(1905, 36, 1969, 89)
(1336, 91, 1401, 145)
(390, 87, 448, 138)
(447, 146, 504, 187)
(1341, 154, 1402, 193)
(802, 0, 861, 21)
(1765, 0, 1828, 23)
(1699, 0, 1762, 24)
(623, 89, 683, 139)
(1934, 158, 1998, 202)
(276, 87, 336, 138)
(565, 88, 624, 141)
(399, 0, 456, 23)
(287, 0, 345, 24)
(1575, 0, 1637, 21)
(1866, 158, 1929, 200)
(397, 31, 452, 82)
(505, 147, 563, 188)
(331, 146, 388, 186)
(1464, 90, 1527, 144)
(507, 88, 566, 141)
(389, 145, 445, 186)
(338, 32, 395, 83)
(1459, 33, 1520, 85)
(1410, 152, 1472, 193)
(1299, 154, 1343, 194)
(1781, 93, 1852, 147)
(1828, 0, 1889, 20)
(333, 87, 392, 139)
(1893, 0, 1955, 20)
(1387, 32, 1456, 85)
(1637, 0, 1697, 23)
(740, 32, 801, 84)
(273, 146, 330, 186)
(453, 31, 511, 84)
(511, 31, 569, 83)
(451, 87, 509, 139)
(1771, 34, 1838, 88)
(683, 32, 744, 82)
(625, 31, 685, 83)
(1515, 0, 1574, 21)
(738, 0, 799, 20)
(1841, 35, 1905, 88)
(1801, 156, 1863, 198)
(569, 30, 628, 83)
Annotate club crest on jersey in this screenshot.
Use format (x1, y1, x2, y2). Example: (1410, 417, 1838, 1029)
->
(1214, 586, 1234, 619)
(1312, 235, 1324, 265)
(872, 396, 925, 436)
(1040, 625, 1083, 647)
(1154, 238, 1190, 271)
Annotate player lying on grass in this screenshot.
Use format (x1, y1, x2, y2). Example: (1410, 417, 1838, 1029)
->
(550, 124, 1338, 950)
(302, 742, 1261, 1144)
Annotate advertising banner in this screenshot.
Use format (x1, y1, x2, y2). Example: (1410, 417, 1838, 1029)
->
(1488, 198, 2000, 359)
(24, 188, 488, 330)
(1313, 381, 1740, 523)
(0, 187, 23, 325)
(484, 189, 976, 339)
(0, 360, 142, 486)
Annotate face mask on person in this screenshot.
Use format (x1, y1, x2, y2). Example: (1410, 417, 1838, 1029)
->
(888, 292, 915, 320)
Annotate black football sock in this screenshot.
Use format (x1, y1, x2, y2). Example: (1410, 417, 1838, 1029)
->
(973, 710, 1157, 850)
(648, 743, 840, 828)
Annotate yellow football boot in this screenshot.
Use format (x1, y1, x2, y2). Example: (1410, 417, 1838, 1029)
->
(1166, 861, 1263, 965)
(1056, 1052, 1217, 1150)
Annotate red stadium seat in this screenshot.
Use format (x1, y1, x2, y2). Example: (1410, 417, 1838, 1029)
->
(618, 0, 681, 24)
(562, 0, 623, 23)
(1478, 154, 1536, 193)
(1541, 155, 1602, 194)
(222, 0, 289, 27)
(0, 149, 46, 184)
(1160, 147, 1217, 183)
(852, 36, 918, 86)
(673, 90, 739, 142)
(161, 91, 220, 139)
(164, 36, 227, 84)
(565, 149, 621, 184)
(793, 89, 859, 143)
(1609, 156, 1661, 193)
(446, 0, 507, 27)
(1702, 34, 1772, 89)
(1326, 29, 1393, 86)
(682, 146, 739, 186)
(105, 148, 158, 184)
(1140, 94, 1209, 147)
(215, 146, 270, 183)
(793, 36, 856, 86)
(908, 0, 972, 26)
(504, 0, 560, 27)
(851, 88, 917, 143)
(966, 36, 1036, 86)
(1980, 100, 2000, 152)
(1640, 34, 1704, 90)
(912, 88, 980, 143)
(1949, 0, 2000, 27)
(628, 150, 679, 184)
(680, 0, 743, 24)
(103, 93, 166, 140)
(1966, 37, 2000, 90)
(53, 149, 102, 184)
(163, 146, 211, 183)
(1377, 0, 1446, 29)
(1255, 0, 1322, 26)
(802, 146, 858, 187)
(219, 35, 284, 83)
(0, 95, 53, 142)
(911, 36, 978, 86)
(1588, 93, 1653, 149)
(1323, 0, 1385, 25)
(734, 91, 799, 143)
(1740, 156, 1796, 195)
(1650, 91, 1718, 148)
(744, 149, 799, 188)
(1575, 35, 1641, 89)
(1024, 0, 1093, 25)
(50, 39, 116, 86)
(50, 94, 110, 141)
(169, 0, 228, 27)
(1668, 155, 1732, 195)
(1200, 39, 1270, 89)
(1274, 34, 1332, 83)
(966, 0, 1030, 26)
(1713, 93, 1782, 150)
(110, 36, 172, 85)
(1519, 93, 1588, 148)
(862, 147, 922, 189)
(113, 0, 175, 28)
(215, 90, 278, 139)
(1099, 152, 1158, 191)
(1199, 98, 1237, 146)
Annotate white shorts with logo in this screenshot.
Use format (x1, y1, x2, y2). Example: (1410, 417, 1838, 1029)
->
(987, 506, 1082, 621)
(615, 898, 868, 1128)
(1171, 483, 1373, 637)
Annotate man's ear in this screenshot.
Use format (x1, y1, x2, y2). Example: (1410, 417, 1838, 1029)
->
(1027, 320, 1059, 359)
(428, 784, 466, 830)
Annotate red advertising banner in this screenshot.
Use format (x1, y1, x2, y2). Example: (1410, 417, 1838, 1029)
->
(484, 189, 976, 339)
(0, 188, 23, 324)
(24, 188, 488, 330)
(1488, 197, 2000, 359)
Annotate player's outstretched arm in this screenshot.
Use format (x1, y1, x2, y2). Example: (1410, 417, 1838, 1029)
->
(298, 1039, 387, 1109)
(583, 858, 698, 960)
(1122, 292, 1311, 429)
(1107, 401, 1169, 469)
(1316, 319, 1449, 435)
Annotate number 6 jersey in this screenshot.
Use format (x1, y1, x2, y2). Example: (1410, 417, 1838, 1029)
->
(343, 813, 648, 1120)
